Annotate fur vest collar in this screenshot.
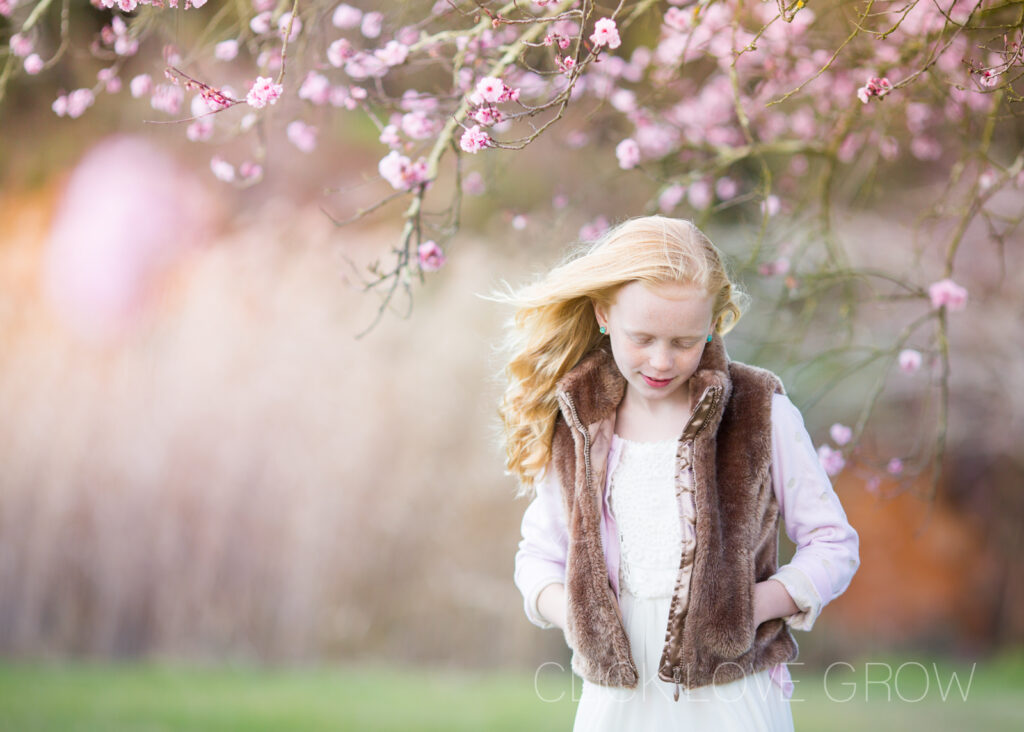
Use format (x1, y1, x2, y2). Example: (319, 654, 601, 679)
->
(550, 333, 799, 699)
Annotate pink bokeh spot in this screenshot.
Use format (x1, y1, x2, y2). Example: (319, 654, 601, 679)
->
(43, 135, 214, 343)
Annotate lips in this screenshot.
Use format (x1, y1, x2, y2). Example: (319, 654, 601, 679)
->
(642, 374, 674, 388)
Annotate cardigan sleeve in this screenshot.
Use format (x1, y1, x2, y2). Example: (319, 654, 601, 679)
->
(767, 392, 861, 632)
(513, 461, 569, 630)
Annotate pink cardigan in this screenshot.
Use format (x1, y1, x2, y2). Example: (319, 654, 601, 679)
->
(513, 392, 861, 698)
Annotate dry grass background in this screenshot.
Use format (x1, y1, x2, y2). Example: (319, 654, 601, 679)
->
(0, 181, 562, 670)
(3, 154, 1023, 679)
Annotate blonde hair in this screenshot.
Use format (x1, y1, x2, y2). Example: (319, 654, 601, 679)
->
(488, 215, 748, 496)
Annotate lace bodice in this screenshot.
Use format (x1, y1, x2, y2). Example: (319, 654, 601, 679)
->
(609, 435, 697, 599)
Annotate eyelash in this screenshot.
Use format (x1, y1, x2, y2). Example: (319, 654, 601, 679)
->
(633, 338, 695, 348)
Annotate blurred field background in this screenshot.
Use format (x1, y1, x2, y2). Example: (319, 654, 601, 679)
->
(3, 22, 1024, 732)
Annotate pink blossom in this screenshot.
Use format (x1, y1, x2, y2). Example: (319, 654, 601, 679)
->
(927, 278, 968, 311)
(886, 458, 904, 475)
(250, 11, 272, 34)
(114, 34, 139, 57)
(664, 7, 691, 32)
(463, 171, 485, 196)
(615, 138, 640, 169)
(417, 240, 446, 271)
(906, 103, 931, 134)
(658, 184, 685, 212)
(329, 84, 358, 107)
(64, 88, 95, 119)
(715, 177, 738, 200)
(758, 258, 790, 276)
(378, 150, 429, 190)
(246, 76, 283, 109)
(589, 17, 621, 50)
(511, 214, 528, 230)
(215, 39, 239, 61)
(10, 33, 32, 57)
(286, 120, 318, 153)
(579, 215, 610, 242)
(332, 3, 362, 28)
(475, 76, 505, 104)
(400, 89, 438, 113)
(252, 0, 275, 11)
(149, 83, 184, 114)
(299, 72, 331, 105)
(97, 67, 120, 94)
(401, 111, 438, 140)
(52, 94, 68, 117)
(277, 12, 301, 42)
(898, 349, 922, 373)
(910, 135, 942, 161)
(837, 133, 862, 164)
(610, 89, 636, 112)
(472, 106, 503, 126)
(379, 124, 401, 148)
(879, 136, 899, 161)
(565, 130, 589, 148)
(239, 161, 263, 180)
(865, 476, 881, 495)
(396, 25, 419, 45)
(830, 423, 852, 446)
(130, 74, 152, 98)
(327, 39, 355, 67)
(361, 11, 383, 39)
(817, 445, 845, 477)
(760, 194, 781, 217)
(375, 40, 409, 67)
(163, 43, 181, 63)
(210, 155, 235, 182)
(186, 119, 213, 141)
(687, 180, 712, 209)
(552, 193, 568, 209)
(258, 47, 282, 70)
(856, 76, 892, 104)
(191, 0, 208, 7)
(978, 69, 1000, 88)
(459, 124, 490, 153)
(23, 53, 43, 75)
(344, 52, 388, 79)
(978, 169, 997, 191)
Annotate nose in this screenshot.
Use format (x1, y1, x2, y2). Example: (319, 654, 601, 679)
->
(649, 344, 672, 371)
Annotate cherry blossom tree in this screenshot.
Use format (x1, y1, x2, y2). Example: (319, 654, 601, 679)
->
(2, 0, 1022, 496)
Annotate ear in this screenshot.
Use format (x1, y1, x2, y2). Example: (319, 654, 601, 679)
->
(592, 299, 607, 328)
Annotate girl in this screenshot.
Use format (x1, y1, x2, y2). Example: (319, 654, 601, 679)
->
(498, 216, 860, 731)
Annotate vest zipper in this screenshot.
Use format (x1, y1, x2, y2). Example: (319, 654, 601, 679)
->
(665, 383, 723, 698)
(556, 389, 638, 683)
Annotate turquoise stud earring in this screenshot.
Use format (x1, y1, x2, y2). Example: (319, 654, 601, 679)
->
(599, 325, 607, 335)
(707, 334, 713, 342)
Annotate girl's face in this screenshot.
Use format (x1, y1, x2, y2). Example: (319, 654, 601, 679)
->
(593, 280, 715, 408)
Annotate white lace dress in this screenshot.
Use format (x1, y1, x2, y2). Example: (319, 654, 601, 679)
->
(571, 435, 795, 732)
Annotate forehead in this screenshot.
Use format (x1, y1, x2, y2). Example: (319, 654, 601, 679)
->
(611, 281, 713, 330)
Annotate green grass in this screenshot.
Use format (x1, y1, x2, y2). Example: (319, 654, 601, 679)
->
(0, 651, 1021, 731)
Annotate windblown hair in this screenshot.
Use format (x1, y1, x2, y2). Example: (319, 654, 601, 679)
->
(489, 215, 749, 496)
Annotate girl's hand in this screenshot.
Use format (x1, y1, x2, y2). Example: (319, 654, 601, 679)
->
(537, 582, 567, 630)
(753, 579, 800, 627)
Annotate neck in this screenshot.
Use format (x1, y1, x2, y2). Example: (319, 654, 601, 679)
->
(621, 379, 692, 417)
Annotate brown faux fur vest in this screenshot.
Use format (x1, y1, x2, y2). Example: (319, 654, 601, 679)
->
(550, 333, 798, 699)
